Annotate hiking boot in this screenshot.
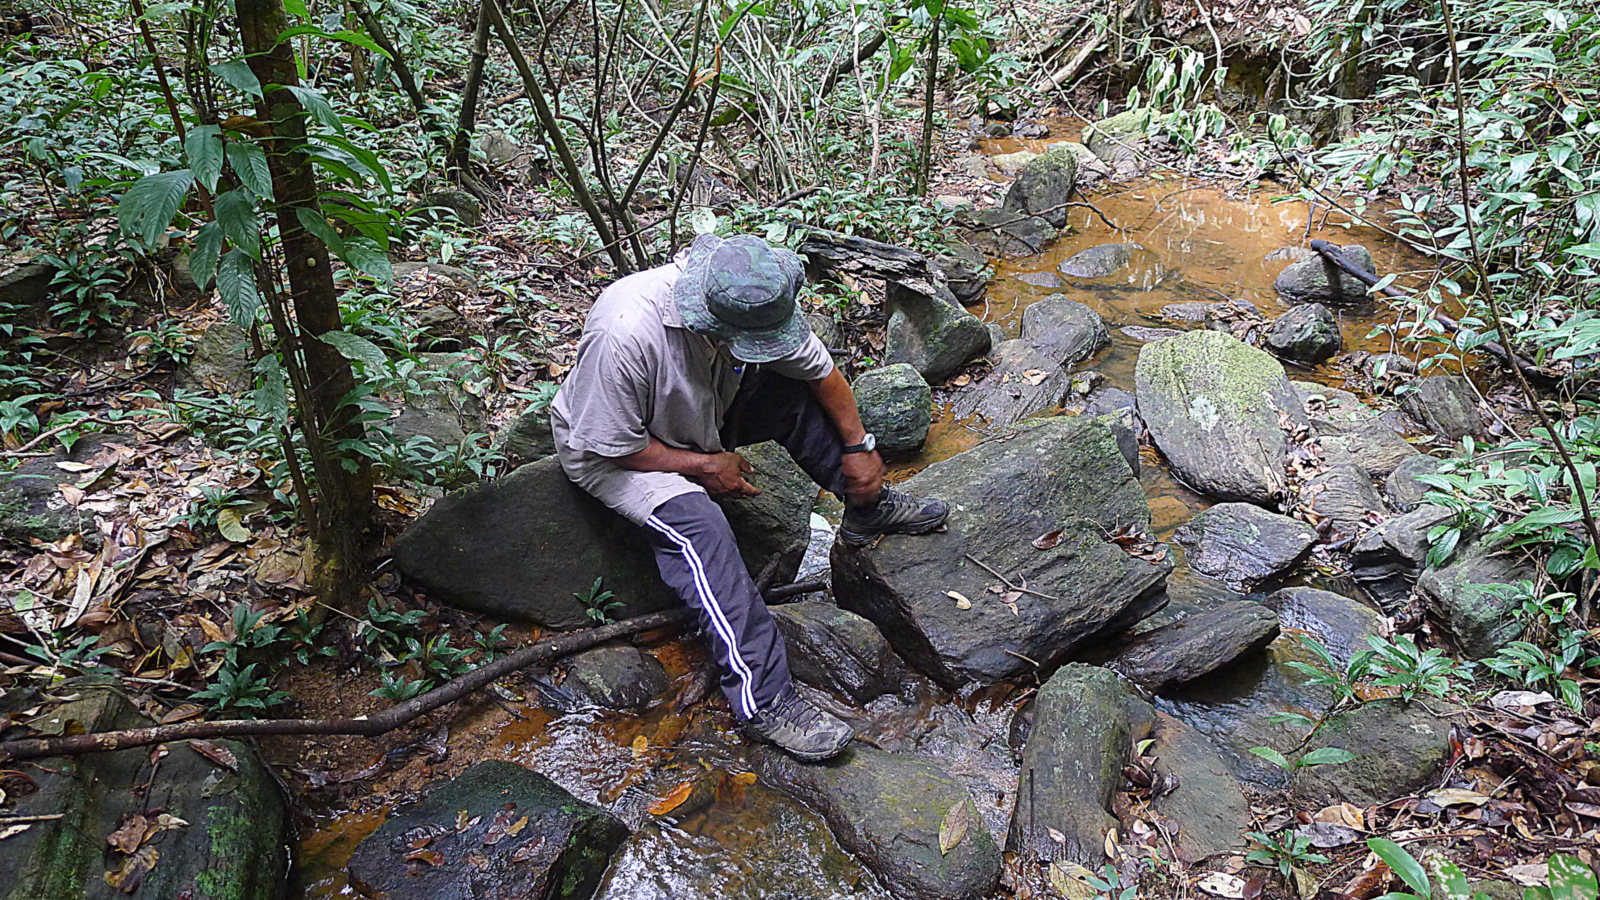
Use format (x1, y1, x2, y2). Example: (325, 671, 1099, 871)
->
(742, 684, 854, 761)
(838, 487, 950, 547)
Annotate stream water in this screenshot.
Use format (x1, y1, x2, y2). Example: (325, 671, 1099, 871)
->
(294, 131, 1438, 898)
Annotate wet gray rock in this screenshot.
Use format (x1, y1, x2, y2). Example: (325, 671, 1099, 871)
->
(1146, 712, 1251, 862)
(772, 600, 906, 703)
(393, 443, 810, 628)
(1014, 270, 1063, 289)
(499, 406, 557, 460)
(1010, 664, 1152, 864)
(0, 679, 288, 900)
(1402, 375, 1484, 441)
(807, 311, 841, 349)
(884, 281, 992, 383)
(936, 244, 990, 305)
(753, 746, 1002, 900)
(1265, 303, 1342, 366)
(1351, 505, 1453, 608)
(177, 322, 253, 393)
(1109, 601, 1281, 693)
(1, 453, 92, 545)
(1304, 464, 1386, 537)
(1264, 587, 1384, 663)
(992, 150, 1037, 175)
(948, 339, 1070, 427)
(1071, 384, 1143, 475)
(1292, 700, 1457, 806)
(1264, 246, 1316, 263)
(1135, 330, 1307, 504)
(854, 364, 932, 457)
(349, 760, 627, 900)
(1417, 541, 1534, 658)
(832, 417, 1170, 687)
(1274, 244, 1376, 307)
(419, 188, 483, 227)
(1121, 325, 1183, 343)
(1317, 416, 1419, 479)
(1174, 503, 1317, 590)
(564, 644, 670, 710)
(986, 322, 1007, 350)
(1021, 296, 1110, 368)
(1083, 108, 1155, 172)
(958, 208, 1057, 256)
(1058, 242, 1142, 278)
(1386, 454, 1443, 511)
(1002, 145, 1079, 228)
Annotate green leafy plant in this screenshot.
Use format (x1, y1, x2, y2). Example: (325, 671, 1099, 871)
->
(1245, 830, 1329, 881)
(1249, 745, 1358, 773)
(1364, 634, 1474, 702)
(1366, 837, 1599, 900)
(1081, 863, 1139, 900)
(576, 577, 624, 626)
(191, 662, 289, 712)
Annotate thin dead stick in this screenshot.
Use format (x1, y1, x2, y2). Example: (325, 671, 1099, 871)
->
(763, 580, 826, 602)
(0, 814, 65, 824)
(957, 198, 1121, 234)
(0, 608, 695, 763)
(963, 553, 1062, 602)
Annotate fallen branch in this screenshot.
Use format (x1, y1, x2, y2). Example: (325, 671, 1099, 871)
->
(0, 607, 695, 763)
(763, 580, 826, 602)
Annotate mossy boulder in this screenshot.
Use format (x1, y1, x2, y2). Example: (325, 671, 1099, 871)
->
(1173, 502, 1317, 589)
(957, 208, 1057, 257)
(1274, 244, 1375, 306)
(853, 364, 932, 457)
(498, 406, 557, 461)
(1135, 330, 1307, 503)
(348, 760, 628, 900)
(753, 746, 1001, 900)
(1292, 699, 1457, 806)
(1264, 302, 1342, 366)
(1386, 454, 1443, 511)
(1001, 145, 1079, 227)
(884, 281, 992, 383)
(1083, 108, 1157, 170)
(1351, 505, 1453, 608)
(563, 643, 670, 710)
(832, 416, 1170, 687)
(417, 189, 483, 227)
(1417, 541, 1535, 658)
(935, 243, 990, 305)
(1302, 464, 1386, 538)
(0, 680, 288, 900)
(176, 322, 253, 394)
(1402, 375, 1484, 441)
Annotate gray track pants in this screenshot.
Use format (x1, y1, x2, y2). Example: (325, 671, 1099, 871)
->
(643, 369, 847, 719)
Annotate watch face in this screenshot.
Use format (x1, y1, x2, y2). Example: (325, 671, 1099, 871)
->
(864, 433, 877, 452)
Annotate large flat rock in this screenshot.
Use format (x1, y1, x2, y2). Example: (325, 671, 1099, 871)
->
(1108, 600, 1281, 693)
(1417, 540, 1535, 658)
(1146, 712, 1251, 862)
(832, 417, 1170, 687)
(947, 339, 1071, 427)
(1173, 502, 1317, 589)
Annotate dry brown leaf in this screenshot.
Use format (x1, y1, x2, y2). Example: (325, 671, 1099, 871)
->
(647, 781, 697, 817)
(1031, 529, 1064, 550)
(1048, 861, 1099, 900)
(631, 735, 650, 758)
(189, 739, 238, 771)
(106, 814, 150, 855)
(939, 800, 970, 855)
(1197, 872, 1246, 899)
(104, 845, 158, 893)
(405, 848, 446, 866)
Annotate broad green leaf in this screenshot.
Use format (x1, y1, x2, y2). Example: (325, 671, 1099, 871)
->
(287, 85, 343, 134)
(1368, 838, 1429, 896)
(254, 355, 289, 429)
(117, 169, 194, 246)
(210, 59, 263, 98)
(295, 207, 345, 254)
(282, 0, 308, 17)
(1431, 858, 1472, 900)
(1567, 244, 1600, 260)
(212, 188, 261, 259)
(1548, 852, 1599, 900)
(217, 507, 250, 542)
(216, 248, 261, 326)
(189, 221, 223, 289)
(339, 236, 391, 285)
(1300, 747, 1358, 768)
(319, 330, 388, 370)
(225, 142, 274, 200)
(276, 24, 389, 57)
(184, 124, 223, 193)
(1248, 746, 1292, 771)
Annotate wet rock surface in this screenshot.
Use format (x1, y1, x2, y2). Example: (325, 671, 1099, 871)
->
(1386, 453, 1444, 511)
(1303, 464, 1387, 537)
(1109, 600, 1281, 693)
(564, 644, 670, 710)
(1263, 587, 1385, 663)
(753, 746, 1002, 900)
(1174, 502, 1317, 589)
(1014, 270, 1063, 288)
(1292, 700, 1457, 807)
(1417, 541, 1535, 658)
(948, 339, 1071, 426)
(854, 364, 932, 457)
(958, 208, 1057, 256)
(771, 600, 907, 703)
(1402, 375, 1484, 441)
(348, 760, 628, 900)
(937, 244, 990, 305)
(1010, 664, 1151, 864)
(884, 281, 992, 383)
(1058, 242, 1142, 278)
(1273, 244, 1375, 306)
(1002, 145, 1079, 227)
(1265, 302, 1342, 365)
(832, 416, 1170, 687)
(1351, 505, 1453, 607)
(1136, 330, 1307, 504)
(393, 443, 810, 628)
(1146, 712, 1251, 862)
(1021, 295, 1110, 367)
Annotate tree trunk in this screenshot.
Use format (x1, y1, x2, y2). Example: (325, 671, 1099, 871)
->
(913, 7, 942, 196)
(448, 0, 493, 173)
(237, 0, 374, 611)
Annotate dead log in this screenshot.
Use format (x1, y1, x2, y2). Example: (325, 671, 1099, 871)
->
(795, 225, 934, 284)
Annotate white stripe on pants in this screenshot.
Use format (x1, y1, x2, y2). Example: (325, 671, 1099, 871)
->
(646, 514, 761, 717)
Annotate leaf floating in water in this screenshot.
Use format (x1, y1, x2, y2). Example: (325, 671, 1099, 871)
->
(647, 781, 696, 817)
(945, 591, 972, 610)
(1031, 529, 1064, 550)
(938, 800, 970, 855)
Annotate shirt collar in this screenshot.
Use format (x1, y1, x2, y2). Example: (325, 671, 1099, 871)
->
(658, 256, 688, 329)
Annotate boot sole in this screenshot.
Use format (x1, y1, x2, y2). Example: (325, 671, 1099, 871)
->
(837, 510, 950, 548)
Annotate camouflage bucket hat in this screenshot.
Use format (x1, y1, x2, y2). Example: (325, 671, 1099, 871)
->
(674, 233, 810, 363)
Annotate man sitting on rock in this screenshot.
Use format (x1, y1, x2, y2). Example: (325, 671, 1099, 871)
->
(551, 233, 949, 761)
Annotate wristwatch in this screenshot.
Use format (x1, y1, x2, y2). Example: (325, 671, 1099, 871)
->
(842, 433, 877, 455)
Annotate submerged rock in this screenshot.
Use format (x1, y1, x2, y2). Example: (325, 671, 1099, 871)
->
(0, 680, 288, 900)
(1146, 712, 1251, 862)
(1417, 541, 1534, 658)
(1121, 325, 1184, 343)
(1014, 270, 1063, 289)
(948, 340, 1071, 427)
(1135, 330, 1307, 504)
(1303, 464, 1387, 537)
(1265, 303, 1342, 366)
(349, 760, 628, 900)
(1274, 244, 1376, 306)
(393, 444, 810, 628)
(1174, 502, 1317, 590)
(1402, 375, 1484, 441)
(1109, 601, 1281, 693)
(854, 364, 932, 457)
(1002, 145, 1079, 227)
(884, 281, 992, 383)
(753, 746, 1002, 900)
(832, 417, 1170, 687)
(1292, 700, 1457, 807)
(1010, 665, 1151, 864)
(564, 644, 670, 710)
(771, 600, 906, 703)
(1058, 242, 1143, 278)
(1351, 505, 1453, 608)
(1021, 296, 1110, 368)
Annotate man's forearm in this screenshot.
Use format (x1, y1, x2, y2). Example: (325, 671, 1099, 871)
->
(809, 368, 868, 444)
(614, 437, 710, 478)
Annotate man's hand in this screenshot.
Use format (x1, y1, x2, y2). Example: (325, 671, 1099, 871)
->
(696, 451, 762, 498)
(841, 450, 886, 507)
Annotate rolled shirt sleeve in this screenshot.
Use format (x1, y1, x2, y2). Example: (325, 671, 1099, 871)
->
(761, 331, 835, 382)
